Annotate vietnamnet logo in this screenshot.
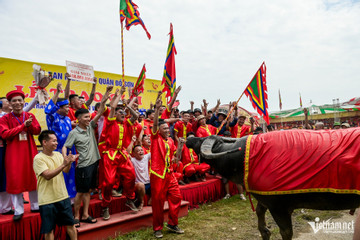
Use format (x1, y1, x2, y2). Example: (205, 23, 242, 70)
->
(307, 217, 354, 234)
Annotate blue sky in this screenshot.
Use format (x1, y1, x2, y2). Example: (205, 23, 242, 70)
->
(0, 0, 359, 113)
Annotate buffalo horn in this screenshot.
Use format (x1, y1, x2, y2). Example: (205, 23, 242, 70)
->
(200, 136, 241, 159)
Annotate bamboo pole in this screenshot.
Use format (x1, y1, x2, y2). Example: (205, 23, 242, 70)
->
(121, 21, 125, 86)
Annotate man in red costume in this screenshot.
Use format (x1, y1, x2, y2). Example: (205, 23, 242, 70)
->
(0, 90, 41, 221)
(143, 109, 155, 136)
(150, 94, 184, 238)
(196, 115, 217, 138)
(182, 132, 210, 182)
(174, 111, 192, 146)
(100, 87, 139, 220)
(229, 114, 254, 138)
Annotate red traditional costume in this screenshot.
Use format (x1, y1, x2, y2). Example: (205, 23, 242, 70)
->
(231, 123, 251, 138)
(172, 161, 184, 182)
(100, 117, 136, 208)
(174, 121, 192, 142)
(150, 130, 182, 231)
(0, 112, 41, 194)
(142, 146, 150, 154)
(132, 121, 143, 139)
(196, 124, 217, 138)
(161, 108, 171, 120)
(143, 119, 153, 135)
(68, 103, 88, 122)
(190, 119, 198, 134)
(182, 145, 210, 177)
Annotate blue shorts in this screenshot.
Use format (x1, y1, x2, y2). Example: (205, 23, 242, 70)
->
(39, 198, 74, 234)
(75, 162, 98, 193)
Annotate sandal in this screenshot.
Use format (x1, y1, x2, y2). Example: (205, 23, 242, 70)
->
(80, 216, 97, 224)
(74, 219, 80, 228)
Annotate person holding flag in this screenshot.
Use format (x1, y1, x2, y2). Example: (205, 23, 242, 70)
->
(216, 62, 269, 134)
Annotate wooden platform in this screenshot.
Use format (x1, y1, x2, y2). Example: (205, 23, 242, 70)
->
(0, 174, 239, 240)
(77, 201, 189, 240)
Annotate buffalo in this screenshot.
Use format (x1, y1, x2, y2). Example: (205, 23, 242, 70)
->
(186, 128, 360, 240)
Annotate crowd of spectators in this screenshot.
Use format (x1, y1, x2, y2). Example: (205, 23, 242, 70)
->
(2, 76, 357, 239)
(0, 75, 257, 239)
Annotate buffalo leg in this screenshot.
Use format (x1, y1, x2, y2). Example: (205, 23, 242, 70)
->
(256, 203, 271, 240)
(269, 208, 293, 240)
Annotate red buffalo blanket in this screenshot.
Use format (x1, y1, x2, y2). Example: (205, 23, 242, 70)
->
(244, 128, 360, 195)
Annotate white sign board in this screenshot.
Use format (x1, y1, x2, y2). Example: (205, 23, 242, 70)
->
(66, 60, 94, 83)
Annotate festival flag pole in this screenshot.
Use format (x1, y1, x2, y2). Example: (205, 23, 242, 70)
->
(216, 62, 267, 134)
(119, 0, 151, 89)
(121, 21, 125, 86)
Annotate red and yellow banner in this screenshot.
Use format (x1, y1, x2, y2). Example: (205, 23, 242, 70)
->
(0, 57, 163, 131)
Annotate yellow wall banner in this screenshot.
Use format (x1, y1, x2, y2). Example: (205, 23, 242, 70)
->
(0, 57, 163, 132)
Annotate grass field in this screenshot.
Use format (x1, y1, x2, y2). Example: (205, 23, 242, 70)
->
(113, 195, 346, 240)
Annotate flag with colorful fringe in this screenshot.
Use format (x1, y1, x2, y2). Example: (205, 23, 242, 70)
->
(131, 64, 146, 98)
(161, 23, 177, 103)
(244, 62, 269, 124)
(119, 0, 151, 39)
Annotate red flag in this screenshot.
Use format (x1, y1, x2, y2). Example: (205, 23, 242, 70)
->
(299, 93, 303, 107)
(131, 64, 146, 98)
(161, 23, 177, 104)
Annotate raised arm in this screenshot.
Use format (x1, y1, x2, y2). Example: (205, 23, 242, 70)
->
(92, 85, 113, 123)
(168, 86, 181, 110)
(164, 118, 180, 124)
(190, 101, 194, 112)
(136, 125, 146, 145)
(174, 138, 185, 164)
(303, 108, 311, 129)
(52, 83, 63, 105)
(249, 117, 255, 132)
(23, 93, 39, 112)
(108, 86, 126, 119)
(152, 92, 162, 134)
(211, 99, 221, 113)
(202, 99, 208, 116)
(126, 135, 137, 154)
(64, 73, 71, 100)
(85, 77, 97, 107)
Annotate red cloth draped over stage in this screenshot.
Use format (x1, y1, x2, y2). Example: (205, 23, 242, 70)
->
(0, 175, 239, 239)
(245, 128, 360, 195)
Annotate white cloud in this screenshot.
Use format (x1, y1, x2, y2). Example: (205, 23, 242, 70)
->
(0, 0, 359, 113)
